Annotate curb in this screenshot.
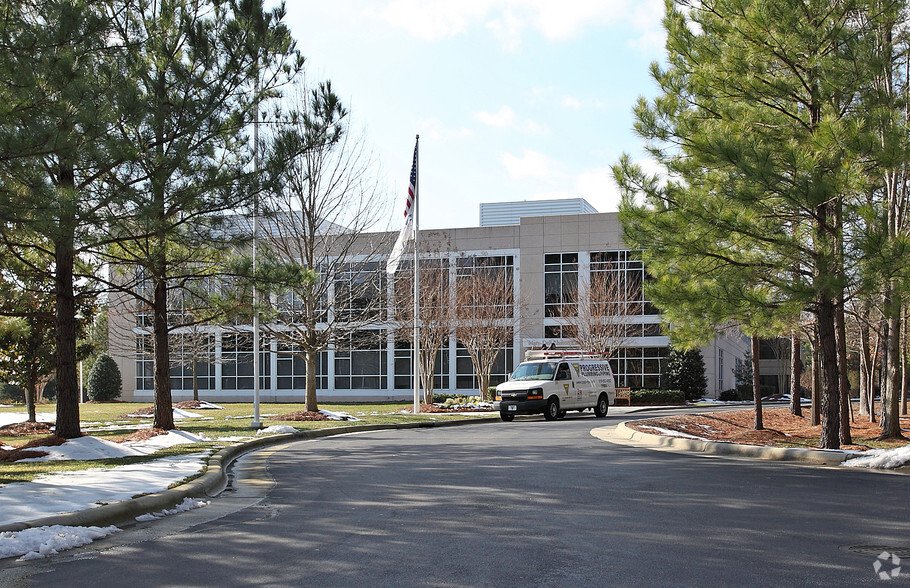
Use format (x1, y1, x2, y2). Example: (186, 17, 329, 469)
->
(0, 416, 497, 533)
(595, 421, 852, 466)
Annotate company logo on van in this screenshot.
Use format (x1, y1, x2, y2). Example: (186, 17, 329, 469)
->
(577, 363, 612, 377)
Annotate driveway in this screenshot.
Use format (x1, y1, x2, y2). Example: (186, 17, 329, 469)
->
(3, 410, 906, 586)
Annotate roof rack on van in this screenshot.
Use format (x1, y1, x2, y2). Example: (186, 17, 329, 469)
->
(524, 345, 607, 361)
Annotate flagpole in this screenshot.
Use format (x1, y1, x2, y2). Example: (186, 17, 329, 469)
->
(413, 135, 420, 415)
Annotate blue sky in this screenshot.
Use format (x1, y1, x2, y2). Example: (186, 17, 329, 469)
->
(282, 1, 666, 230)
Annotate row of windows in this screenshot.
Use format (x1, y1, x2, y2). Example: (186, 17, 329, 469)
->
(136, 333, 514, 392)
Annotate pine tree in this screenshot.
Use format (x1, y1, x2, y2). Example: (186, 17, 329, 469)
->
(664, 347, 707, 402)
(86, 354, 122, 402)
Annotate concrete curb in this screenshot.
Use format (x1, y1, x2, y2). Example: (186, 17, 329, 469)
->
(595, 421, 852, 466)
(0, 416, 497, 533)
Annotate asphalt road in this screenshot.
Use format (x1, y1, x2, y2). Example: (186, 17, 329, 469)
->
(3, 409, 909, 587)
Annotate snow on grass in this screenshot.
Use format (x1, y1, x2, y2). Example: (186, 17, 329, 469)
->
(256, 425, 298, 435)
(135, 497, 209, 522)
(0, 452, 209, 527)
(0, 525, 120, 561)
(842, 445, 910, 470)
(18, 430, 210, 462)
(0, 412, 54, 428)
(320, 410, 360, 421)
(636, 425, 710, 441)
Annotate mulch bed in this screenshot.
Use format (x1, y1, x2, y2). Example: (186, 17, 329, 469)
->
(0, 421, 54, 437)
(413, 403, 491, 413)
(272, 411, 330, 421)
(628, 407, 910, 451)
(112, 427, 171, 443)
(0, 435, 67, 463)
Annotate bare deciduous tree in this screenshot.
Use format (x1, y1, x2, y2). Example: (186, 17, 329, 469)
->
(394, 258, 455, 404)
(259, 83, 390, 412)
(455, 258, 516, 400)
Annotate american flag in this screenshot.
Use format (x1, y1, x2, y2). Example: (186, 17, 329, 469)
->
(386, 137, 419, 275)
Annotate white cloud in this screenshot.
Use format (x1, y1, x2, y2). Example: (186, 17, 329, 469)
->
(501, 149, 559, 179)
(419, 117, 474, 140)
(575, 167, 621, 212)
(373, 0, 664, 51)
(562, 95, 583, 110)
(474, 106, 548, 134)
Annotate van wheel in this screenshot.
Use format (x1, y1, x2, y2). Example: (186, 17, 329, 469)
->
(544, 398, 560, 421)
(500, 412, 515, 422)
(594, 394, 609, 418)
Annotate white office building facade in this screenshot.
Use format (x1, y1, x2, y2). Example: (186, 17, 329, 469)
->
(109, 209, 748, 402)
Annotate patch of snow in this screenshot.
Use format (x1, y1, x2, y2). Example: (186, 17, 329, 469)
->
(319, 410, 360, 422)
(192, 401, 223, 410)
(135, 497, 209, 522)
(842, 445, 910, 470)
(18, 436, 146, 462)
(637, 425, 710, 441)
(122, 430, 210, 453)
(0, 453, 208, 526)
(0, 525, 120, 561)
(255, 425, 297, 435)
(0, 412, 55, 428)
(124, 408, 203, 419)
(215, 435, 255, 442)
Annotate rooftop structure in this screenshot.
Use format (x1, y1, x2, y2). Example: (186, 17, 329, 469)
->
(479, 198, 598, 227)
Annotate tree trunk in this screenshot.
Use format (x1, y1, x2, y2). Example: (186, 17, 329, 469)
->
(858, 311, 872, 419)
(835, 300, 852, 444)
(790, 332, 802, 417)
(54, 231, 81, 439)
(25, 373, 37, 423)
(192, 361, 199, 402)
(152, 276, 175, 430)
(879, 290, 905, 440)
(810, 334, 820, 426)
(752, 335, 763, 430)
(817, 299, 841, 449)
(305, 349, 318, 413)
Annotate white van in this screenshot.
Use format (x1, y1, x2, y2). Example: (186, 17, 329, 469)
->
(493, 350, 617, 422)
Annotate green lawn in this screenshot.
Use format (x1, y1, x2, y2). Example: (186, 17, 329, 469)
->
(0, 402, 490, 484)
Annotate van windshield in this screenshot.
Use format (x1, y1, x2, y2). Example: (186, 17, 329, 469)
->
(510, 362, 558, 381)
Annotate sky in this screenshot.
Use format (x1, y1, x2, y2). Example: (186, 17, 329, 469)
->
(279, 0, 667, 230)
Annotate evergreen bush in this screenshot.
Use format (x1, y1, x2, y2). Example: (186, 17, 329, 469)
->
(86, 354, 122, 401)
(664, 347, 708, 401)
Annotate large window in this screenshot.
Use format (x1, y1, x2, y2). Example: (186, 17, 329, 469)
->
(455, 255, 514, 319)
(334, 261, 385, 322)
(609, 347, 667, 389)
(394, 340, 449, 390)
(169, 333, 216, 391)
(334, 330, 387, 389)
(544, 253, 577, 318)
(276, 341, 327, 390)
(136, 334, 153, 390)
(221, 332, 254, 390)
(590, 251, 657, 316)
(455, 340, 514, 390)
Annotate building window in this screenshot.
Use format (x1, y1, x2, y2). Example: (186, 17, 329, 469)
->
(221, 332, 254, 390)
(609, 347, 667, 389)
(590, 251, 657, 316)
(455, 255, 514, 319)
(334, 261, 385, 322)
(455, 339, 514, 390)
(169, 333, 216, 391)
(394, 340, 449, 390)
(544, 253, 577, 318)
(136, 334, 153, 390)
(544, 324, 577, 339)
(334, 330, 387, 389)
(276, 341, 327, 390)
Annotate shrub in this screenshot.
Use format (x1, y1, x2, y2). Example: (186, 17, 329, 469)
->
(631, 389, 685, 404)
(719, 389, 745, 401)
(664, 347, 708, 401)
(86, 354, 122, 401)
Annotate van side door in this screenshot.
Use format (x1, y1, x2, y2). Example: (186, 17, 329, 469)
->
(555, 362, 575, 408)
